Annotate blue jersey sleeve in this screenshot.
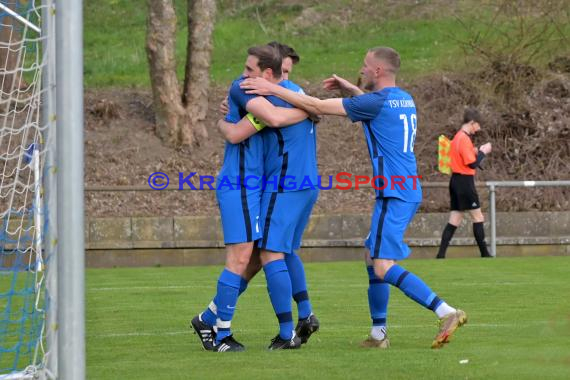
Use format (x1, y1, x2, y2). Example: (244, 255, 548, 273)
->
(225, 79, 258, 121)
(342, 92, 388, 122)
(224, 86, 240, 123)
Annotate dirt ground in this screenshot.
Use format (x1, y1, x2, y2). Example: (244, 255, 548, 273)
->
(84, 68, 570, 217)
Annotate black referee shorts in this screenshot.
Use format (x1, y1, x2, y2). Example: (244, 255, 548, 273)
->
(449, 173, 480, 211)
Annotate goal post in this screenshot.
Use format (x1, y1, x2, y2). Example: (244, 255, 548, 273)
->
(0, 1, 85, 379)
(41, 1, 57, 379)
(55, 0, 85, 378)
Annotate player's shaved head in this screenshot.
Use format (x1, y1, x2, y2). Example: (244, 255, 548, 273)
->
(368, 47, 400, 75)
(247, 45, 282, 78)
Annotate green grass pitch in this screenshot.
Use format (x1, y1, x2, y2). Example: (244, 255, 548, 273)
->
(87, 256, 570, 379)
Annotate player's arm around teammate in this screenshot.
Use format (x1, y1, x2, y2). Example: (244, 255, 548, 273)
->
(193, 43, 318, 352)
(191, 45, 289, 353)
(242, 47, 469, 350)
(217, 105, 307, 144)
(220, 43, 321, 349)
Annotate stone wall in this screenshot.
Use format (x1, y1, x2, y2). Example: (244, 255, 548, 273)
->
(85, 212, 570, 267)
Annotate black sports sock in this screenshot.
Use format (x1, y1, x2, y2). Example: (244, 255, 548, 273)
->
(437, 223, 457, 259)
(473, 222, 491, 257)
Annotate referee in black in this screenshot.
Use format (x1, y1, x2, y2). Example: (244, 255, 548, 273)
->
(437, 108, 492, 259)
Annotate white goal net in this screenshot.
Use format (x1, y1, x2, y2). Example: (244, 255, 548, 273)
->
(0, 1, 54, 379)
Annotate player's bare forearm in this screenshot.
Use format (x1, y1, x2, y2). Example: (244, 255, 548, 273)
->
(267, 107, 308, 128)
(217, 119, 257, 144)
(323, 74, 364, 97)
(343, 86, 364, 97)
(267, 85, 345, 116)
(246, 96, 308, 127)
(241, 77, 347, 116)
(217, 119, 237, 143)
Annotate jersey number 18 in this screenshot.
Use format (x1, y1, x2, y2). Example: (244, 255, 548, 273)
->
(399, 113, 417, 153)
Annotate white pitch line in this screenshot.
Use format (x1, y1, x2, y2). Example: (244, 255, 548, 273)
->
(91, 321, 552, 339)
(88, 284, 267, 291)
(89, 281, 540, 292)
(323, 321, 554, 330)
(93, 331, 189, 338)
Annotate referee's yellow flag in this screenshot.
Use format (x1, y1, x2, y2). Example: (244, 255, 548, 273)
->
(438, 135, 451, 175)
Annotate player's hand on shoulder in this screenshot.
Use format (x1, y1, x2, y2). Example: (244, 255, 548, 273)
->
(219, 96, 229, 115)
(480, 142, 492, 155)
(240, 77, 274, 95)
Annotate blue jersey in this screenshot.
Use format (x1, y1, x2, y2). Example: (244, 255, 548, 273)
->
(342, 87, 422, 202)
(217, 77, 264, 188)
(262, 80, 318, 192)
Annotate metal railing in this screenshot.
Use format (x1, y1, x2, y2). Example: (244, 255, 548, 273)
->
(486, 180, 570, 257)
(85, 180, 570, 257)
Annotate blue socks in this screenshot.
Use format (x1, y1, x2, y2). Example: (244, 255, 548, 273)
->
(213, 269, 242, 343)
(200, 300, 217, 327)
(239, 276, 249, 296)
(263, 259, 293, 340)
(201, 276, 249, 329)
(367, 266, 390, 328)
(286, 253, 312, 320)
(383, 265, 443, 312)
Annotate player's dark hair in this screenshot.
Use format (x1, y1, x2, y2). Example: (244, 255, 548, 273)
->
(247, 45, 282, 78)
(368, 46, 400, 74)
(463, 107, 483, 125)
(267, 41, 300, 64)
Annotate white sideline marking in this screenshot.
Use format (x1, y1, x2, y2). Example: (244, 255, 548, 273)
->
(92, 321, 550, 339)
(90, 285, 203, 291)
(89, 281, 535, 292)
(95, 331, 188, 338)
(89, 284, 267, 291)
(331, 321, 552, 330)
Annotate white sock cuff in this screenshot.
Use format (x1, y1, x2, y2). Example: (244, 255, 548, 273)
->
(216, 318, 231, 329)
(370, 326, 387, 340)
(435, 302, 456, 319)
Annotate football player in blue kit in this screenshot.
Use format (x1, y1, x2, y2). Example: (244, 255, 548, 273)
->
(218, 42, 320, 350)
(191, 44, 309, 352)
(240, 46, 468, 349)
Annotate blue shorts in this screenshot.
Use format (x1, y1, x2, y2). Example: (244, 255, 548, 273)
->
(365, 197, 420, 260)
(216, 188, 262, 244)
(258, 189, 319, 254)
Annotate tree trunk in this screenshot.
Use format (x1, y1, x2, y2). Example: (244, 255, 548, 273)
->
(146, 0, 193, 146)
(146, 0, 216, 146)
(182, 0, 216, 141)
